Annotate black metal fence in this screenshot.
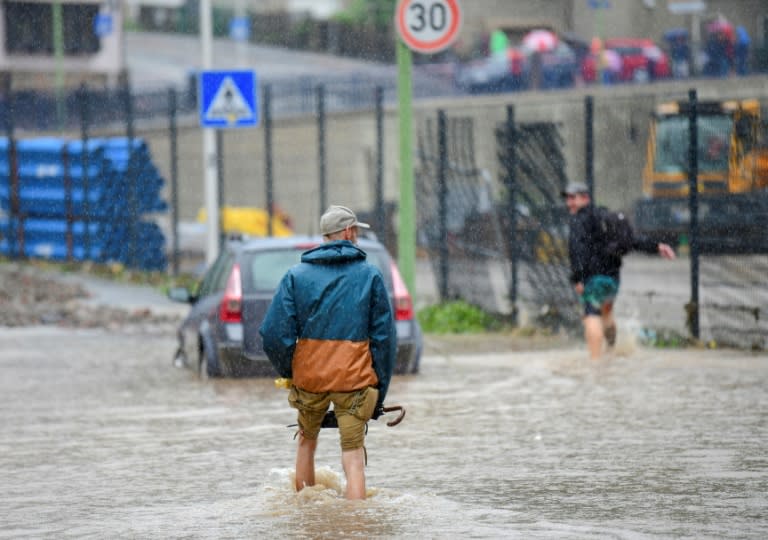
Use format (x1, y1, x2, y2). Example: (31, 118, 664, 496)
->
(496, 113, 577, 331)
(0, 75, 401, 133)
(416, 112, 510, 316)
(416, 91, 768, 349)
(416, 107, 578, 332)
(0, 78, 391, 276)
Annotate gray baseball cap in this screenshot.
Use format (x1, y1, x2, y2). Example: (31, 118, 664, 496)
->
(320, 205, 370, 235)
(561, 181, 589, 197)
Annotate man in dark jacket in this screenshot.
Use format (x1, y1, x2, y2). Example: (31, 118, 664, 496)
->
(563, 182, 676, 359)
(259, 205, 396, 499)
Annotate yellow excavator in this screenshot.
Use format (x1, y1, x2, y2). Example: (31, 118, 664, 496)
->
(634, 99, 768, 253)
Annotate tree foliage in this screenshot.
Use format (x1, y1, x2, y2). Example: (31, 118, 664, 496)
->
(334, 0, 397, 31)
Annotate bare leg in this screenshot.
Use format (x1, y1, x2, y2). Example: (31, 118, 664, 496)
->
(295, 434, 317, 493)
(583, 315, 604, 359)
(341, 448, 366, 500)
(602, 301, 616, 347)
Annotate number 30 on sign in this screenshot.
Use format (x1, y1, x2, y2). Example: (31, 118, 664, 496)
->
(395, 0, 462, 54)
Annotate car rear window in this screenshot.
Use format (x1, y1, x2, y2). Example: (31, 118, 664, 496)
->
(242, 246, 392, 293)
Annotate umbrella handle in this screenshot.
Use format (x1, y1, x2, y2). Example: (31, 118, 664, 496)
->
(381, 405, 406, 427)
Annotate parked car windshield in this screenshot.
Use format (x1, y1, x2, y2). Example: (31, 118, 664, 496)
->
(242, 245, 392, 293)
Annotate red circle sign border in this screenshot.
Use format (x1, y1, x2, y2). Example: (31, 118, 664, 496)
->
(396, 0, 462, 54)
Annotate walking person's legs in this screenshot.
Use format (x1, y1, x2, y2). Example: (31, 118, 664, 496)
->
(583, 315, 605, 359)
(288, 388, 329, 493)
(581, 276, 619, 359)
(295, 435, 318, 492)
(341, 448, 366, 499)
(335, 387, 378, 500)
(602, 301, 617, 347)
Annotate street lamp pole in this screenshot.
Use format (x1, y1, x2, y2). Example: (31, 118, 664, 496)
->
(200, 0, 219, 264)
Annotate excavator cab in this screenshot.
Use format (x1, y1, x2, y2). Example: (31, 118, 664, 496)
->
(636, 99, 768, 253)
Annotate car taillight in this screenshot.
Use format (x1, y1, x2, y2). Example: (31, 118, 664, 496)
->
(390, 261, 413, 321)
(219, 264, 242, 323)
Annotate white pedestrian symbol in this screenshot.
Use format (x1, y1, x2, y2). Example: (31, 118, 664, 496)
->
(205, 76, 253, 125)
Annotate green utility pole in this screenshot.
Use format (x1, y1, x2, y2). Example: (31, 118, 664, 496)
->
(52, 1, 65, 130)
(396, 38, 416, 298)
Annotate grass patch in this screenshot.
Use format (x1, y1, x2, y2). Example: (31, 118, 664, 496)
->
(638, 328, 692, 348)
(417, 301, 504, 334)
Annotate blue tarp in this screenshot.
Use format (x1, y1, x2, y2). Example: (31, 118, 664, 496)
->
(0, 136, 168, 270)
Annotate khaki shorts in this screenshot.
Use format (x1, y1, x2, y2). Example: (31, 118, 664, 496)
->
(288, 386, 379, 451)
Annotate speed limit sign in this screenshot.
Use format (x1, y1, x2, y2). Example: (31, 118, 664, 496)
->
(395, 0, 462, 54)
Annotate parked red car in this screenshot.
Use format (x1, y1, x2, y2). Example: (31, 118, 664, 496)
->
(583, 38, 671, 83)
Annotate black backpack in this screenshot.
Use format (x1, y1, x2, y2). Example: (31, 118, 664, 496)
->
(595, 207, 635, 257)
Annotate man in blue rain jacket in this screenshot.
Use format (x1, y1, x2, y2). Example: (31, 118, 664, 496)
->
(259, 205, 396, 500)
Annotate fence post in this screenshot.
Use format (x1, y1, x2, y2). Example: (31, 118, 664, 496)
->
(78, 84, 91, 261)
(264, 84, 274, 237)
(317, 84, 327, 217)
(216, 129, 225, 244)
(375, 85, 385, 234)
(62, 144, 73, 261)
(505, 105, 518, 324)
(585, 95, 594, 199)
(687, 88, 700, 339)
(123, 81, 137, 269)
(437, 109, 449, 301)
(168, 87, 180, 276)
(3, 77, 22, 258)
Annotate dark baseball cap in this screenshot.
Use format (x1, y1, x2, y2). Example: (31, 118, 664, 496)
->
(561, 182, 589, 197)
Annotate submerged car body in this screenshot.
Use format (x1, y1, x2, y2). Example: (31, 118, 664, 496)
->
(169, 235, 422, 378)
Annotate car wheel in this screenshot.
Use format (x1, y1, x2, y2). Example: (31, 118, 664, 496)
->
(198, 340, 221, 378)
(410, 355, 421, 375)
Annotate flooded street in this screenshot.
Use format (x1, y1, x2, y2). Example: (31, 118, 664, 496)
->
(2, 327, 767, 539)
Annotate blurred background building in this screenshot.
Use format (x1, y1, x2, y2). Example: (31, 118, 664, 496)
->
(0, 1, 765, 91)
(0, 0, 125, 90)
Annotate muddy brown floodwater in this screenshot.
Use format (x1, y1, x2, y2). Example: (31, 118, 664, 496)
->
(1, 327, 767, 539)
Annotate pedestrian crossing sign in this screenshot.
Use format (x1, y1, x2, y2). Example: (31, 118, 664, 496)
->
(199, 70, 258, 128)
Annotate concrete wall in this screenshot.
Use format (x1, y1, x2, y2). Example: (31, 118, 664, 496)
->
(90, 75, 768, 236)
(129, 108, 403, 235)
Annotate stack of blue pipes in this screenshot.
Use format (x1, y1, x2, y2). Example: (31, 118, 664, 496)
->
(0, 136, 168, 271)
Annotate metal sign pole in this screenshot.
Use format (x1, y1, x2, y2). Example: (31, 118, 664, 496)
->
(200, 0, 219, 265)
(394, 0, 462, 299)
(397, 38, 416, 298)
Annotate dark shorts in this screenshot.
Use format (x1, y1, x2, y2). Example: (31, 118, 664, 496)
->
(581, 275, 619, 316)
(288, 386, 379, 451)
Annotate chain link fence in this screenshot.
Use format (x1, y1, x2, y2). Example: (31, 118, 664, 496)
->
(416, 92, 768, 348)
(416, 113, 510, 316)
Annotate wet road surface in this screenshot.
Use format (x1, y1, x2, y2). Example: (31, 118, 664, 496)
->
(2, 327, 767, 539)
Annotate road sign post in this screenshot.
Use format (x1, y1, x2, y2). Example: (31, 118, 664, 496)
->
(199, 0, 219, 266)
(197, 68, 257, 263)
(394, 0, 462, 298)
(396, 39, 415, 298)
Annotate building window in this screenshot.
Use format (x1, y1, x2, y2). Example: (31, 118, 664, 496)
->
(4, 1, 100, 56)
